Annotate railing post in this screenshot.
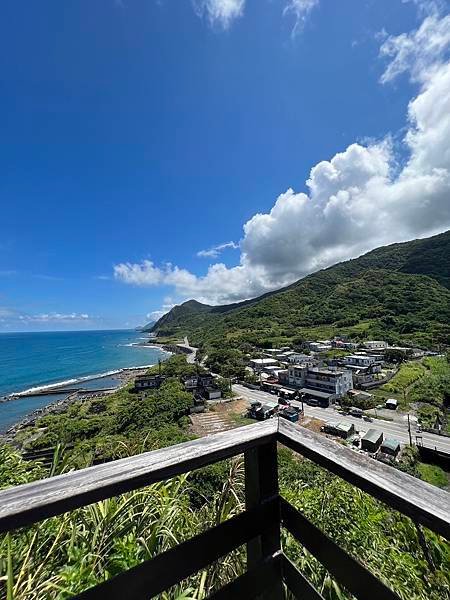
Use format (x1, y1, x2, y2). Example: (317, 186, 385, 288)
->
(245, 440, 283, 599)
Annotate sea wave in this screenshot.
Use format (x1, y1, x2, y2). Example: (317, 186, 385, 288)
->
(11, 365, 156, 397)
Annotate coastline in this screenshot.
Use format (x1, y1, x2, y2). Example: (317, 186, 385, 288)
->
(1, 366, 149, 443)
(1, 364, 158, 401)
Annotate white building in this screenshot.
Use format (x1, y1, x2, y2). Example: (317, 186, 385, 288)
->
(308, 342, 332, 352)
(343, 354, 378, 367)
(364, 341, 388, 350)
(287, 365, 353, 401)
(288, 353, 312, 364)
(249, 358, 279, 372)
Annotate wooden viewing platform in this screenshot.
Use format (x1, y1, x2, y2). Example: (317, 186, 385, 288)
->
(0, 419, 448, 599)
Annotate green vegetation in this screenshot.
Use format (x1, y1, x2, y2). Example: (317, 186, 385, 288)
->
(417, 462, 449, 489)
(150, 231, 450, 358)
(1, 444, 449, 600)
(14, 355, 203, 466)
(382, 362, 426, 397)
(278, 449, 450, 599)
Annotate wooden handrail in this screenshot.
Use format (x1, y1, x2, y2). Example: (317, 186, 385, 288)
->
(73, 498, 278, 600)
(1, 418, 449, 600)
(1, 419, 449, 539)
(278, 419, 450, 539)
(0, 419, 277, 534)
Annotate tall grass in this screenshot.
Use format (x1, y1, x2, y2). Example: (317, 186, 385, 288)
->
(0, 446, 245, 600)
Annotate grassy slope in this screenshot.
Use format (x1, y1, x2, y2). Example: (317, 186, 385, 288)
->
(151, 231, 450, 350)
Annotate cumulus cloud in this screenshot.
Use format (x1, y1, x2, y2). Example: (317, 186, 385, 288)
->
(115, 9, 450, 308)
(192, 0, 245, 29)
(197, 241, 239, 258)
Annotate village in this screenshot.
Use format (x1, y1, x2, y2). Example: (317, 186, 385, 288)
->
(132, 337, 449, 476)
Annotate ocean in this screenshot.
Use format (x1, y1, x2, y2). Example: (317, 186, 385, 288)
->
(0, 330, 168, 432)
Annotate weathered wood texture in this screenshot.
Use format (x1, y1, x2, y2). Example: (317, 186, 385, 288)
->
(281, 498, 401, 600)
(278, 419, 450, 539)
(0, 419, 277, 533)
(281, 555, 325, 600)
(207, 554, 282, 600)
(245, 442, 283, 599)
(74, 498, 278, 600)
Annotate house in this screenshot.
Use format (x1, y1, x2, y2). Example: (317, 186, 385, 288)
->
(249, 358, 279, 372)
(308, 342, 332, 352)
(361, 429, 383, 452)
(263, 348, 282, 357)
(380, 438, 401, 456)
(332, 339, 358, 350)
(306, 367, 353, 398)
(183, 372, 222, 401)
(385, 398, 398, 410)
(134, 374, 165, 391)
(263, 365, 281, 376)
(322, 421, 355, 439)
(288, 353, 312, 364)
(287, 365, 353, 404)
(183, 375, 199, 391)
(363, 341, 387, 350)
(343, 355, 379, 368)
(198, 373, 215, 388)
(202, 387, 222, 401)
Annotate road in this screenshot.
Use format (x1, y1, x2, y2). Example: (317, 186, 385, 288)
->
(176, 337, 198, 364)
(233, 384, 450, 454)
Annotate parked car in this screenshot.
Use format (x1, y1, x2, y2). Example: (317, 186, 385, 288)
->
(350, 407, 363, 417)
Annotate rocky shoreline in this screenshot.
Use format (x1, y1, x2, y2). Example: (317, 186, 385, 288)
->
(1, 367, 148, 444)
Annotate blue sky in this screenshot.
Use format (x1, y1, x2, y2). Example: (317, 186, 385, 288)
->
(1, 0, 449, 331)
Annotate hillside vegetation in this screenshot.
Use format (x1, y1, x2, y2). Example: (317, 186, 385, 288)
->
(150, 231, 450, 351)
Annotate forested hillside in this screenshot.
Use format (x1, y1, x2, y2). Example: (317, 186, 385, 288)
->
(150, 231, 450, 350)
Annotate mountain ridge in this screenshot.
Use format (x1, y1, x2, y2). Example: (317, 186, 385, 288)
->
(148, 231, 450, 349)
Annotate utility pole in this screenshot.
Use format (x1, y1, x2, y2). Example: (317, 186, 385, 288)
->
(407, 413, 413, 446)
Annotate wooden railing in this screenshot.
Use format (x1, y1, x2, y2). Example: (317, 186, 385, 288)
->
(0, 419, 449, 599)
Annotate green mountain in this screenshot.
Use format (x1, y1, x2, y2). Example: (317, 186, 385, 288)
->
(150, 231, 450, 349)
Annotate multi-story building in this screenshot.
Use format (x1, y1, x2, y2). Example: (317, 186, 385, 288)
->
(288, 353, 313, 364)
(287, 365, 353, 403)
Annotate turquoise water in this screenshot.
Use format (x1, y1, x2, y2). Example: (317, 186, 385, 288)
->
(0, 330, 167, 431)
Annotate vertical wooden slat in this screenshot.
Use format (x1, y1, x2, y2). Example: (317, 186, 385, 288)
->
(245, 440, 283, 599)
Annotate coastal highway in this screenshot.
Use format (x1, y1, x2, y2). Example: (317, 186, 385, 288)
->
(232, 384, 450, 454)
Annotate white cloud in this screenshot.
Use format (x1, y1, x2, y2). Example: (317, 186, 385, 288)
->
(146, 300, 177, 322)
(192, 0, 245, 29)
(191, 1, 319, 31)
(197, 241, 239, 258)
(283, 0, 319, 36)
(379, 12, 450, 83)
(18, 313, 91, 323)
(115, 9, 450, 309)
